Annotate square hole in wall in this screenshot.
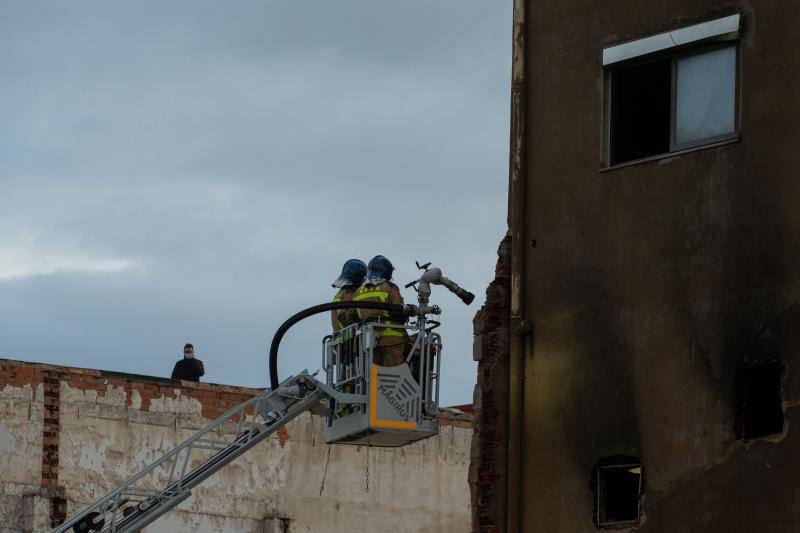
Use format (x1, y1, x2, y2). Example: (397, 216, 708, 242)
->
(736, 359, 785, 440)
(264, 517, 292, 533)
(592, 459, 643, 528)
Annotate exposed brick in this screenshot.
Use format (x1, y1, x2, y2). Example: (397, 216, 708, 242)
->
(470, 234, 511, 533)
(40, 367, 66, 528)
(50, 496, 67, 527)
(0, 358, 278, 524)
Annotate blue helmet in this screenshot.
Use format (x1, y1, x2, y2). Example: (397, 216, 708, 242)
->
(367, 255, 394, 282)
(332, 259, 367, 288)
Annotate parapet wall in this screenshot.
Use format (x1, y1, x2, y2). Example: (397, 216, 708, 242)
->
(0, 358, 471, 533)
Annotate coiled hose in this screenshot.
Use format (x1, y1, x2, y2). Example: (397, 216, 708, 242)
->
(269, 301, 407, 389)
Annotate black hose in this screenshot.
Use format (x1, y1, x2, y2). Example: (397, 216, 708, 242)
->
(269, 301, 407, 389)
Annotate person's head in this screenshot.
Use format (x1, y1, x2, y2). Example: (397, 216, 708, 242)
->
(367, 255, 394, 284)
(183, 343, 194, 359)
(332, 259, 368, 288)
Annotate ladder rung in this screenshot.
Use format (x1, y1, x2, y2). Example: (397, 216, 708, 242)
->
(194, 439, 241, 450)
(120, 487, 162, 498)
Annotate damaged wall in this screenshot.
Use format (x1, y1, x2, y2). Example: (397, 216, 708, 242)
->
(470, 235, 511, 533)
(0, 359, 471, 533)
(0, 377, 46, 532)
(473, 0, 800, 531)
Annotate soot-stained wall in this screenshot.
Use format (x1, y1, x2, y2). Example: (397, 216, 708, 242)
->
(473, 0, 800, 531)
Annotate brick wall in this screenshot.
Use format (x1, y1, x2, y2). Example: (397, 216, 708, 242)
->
(0, 359, 266, 531)
(469, 234, 511, 533)
(0, 358, 471, 532)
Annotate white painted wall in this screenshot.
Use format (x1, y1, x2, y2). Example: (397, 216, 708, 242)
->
(0, 383, 45, 533)
(56, 382, 470, 533)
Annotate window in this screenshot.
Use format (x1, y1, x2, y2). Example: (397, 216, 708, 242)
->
(592, 458, 644, 529)
(604, 15, 741, 166)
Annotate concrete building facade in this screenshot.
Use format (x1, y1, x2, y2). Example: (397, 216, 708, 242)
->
(472, 1, 800, 532)
(0, 358, 471, 532)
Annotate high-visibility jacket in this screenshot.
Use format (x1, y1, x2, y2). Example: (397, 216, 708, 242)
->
(352, 281, 407, 345)
(332, 286, 358, 332)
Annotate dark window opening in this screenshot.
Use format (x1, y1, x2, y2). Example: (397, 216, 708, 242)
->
(736, 359, 785, 440)
(592, 459, 643, 528)
(610, 58, 671, 165)
(605, 42, 739, 166)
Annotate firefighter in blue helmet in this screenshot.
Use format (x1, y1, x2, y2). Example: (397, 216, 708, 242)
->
(331, 259, 367, 416)
(331, 259, 368, 332)
(353, 255, 408, 366)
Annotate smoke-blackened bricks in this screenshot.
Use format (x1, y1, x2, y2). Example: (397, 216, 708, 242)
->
(50, 495, 66, 528)
(470, 234, 511, 533)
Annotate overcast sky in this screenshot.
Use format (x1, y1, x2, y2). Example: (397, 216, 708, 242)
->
(1, 1, 510, 406)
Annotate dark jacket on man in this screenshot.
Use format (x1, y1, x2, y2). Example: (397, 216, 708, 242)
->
(171, 358, 205, 382)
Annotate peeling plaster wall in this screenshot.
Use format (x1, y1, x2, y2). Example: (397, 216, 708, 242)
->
(0, 359, 471, 532)
(0, 374, 46, 533)
(0, 383, 43, 485)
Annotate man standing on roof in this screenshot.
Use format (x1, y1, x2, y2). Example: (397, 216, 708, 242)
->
(171, 343, 205, 382)
(331, 259, 368, 332)
(353, 255, 408, 367)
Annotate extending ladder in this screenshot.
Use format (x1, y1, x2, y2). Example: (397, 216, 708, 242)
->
(54, 371, 357, 533)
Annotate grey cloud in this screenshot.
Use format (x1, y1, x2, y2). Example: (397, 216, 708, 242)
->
(0, 0, 510, 405)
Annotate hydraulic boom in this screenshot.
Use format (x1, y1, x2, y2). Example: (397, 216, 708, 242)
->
(54, 372, 359, 533)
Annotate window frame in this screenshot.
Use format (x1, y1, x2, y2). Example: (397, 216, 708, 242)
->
(603, 40, 741, 169)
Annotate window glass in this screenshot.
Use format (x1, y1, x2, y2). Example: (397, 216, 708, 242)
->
(674, 45, 736, 145)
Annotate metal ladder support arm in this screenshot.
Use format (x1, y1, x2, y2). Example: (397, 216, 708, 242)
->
(54, 372, 330, 533)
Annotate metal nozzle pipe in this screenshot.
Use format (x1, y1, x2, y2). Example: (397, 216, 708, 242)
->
(439, 276, 475, 305)
(417, 267, 475, 306)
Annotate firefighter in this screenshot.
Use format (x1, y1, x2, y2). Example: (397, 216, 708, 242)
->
(331, 259, 368, 333)
(353, 255, 408, 367)
(331, 259, 367, 416)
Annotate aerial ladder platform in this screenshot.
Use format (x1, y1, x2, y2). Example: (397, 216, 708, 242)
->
(54, 264, 474, 533)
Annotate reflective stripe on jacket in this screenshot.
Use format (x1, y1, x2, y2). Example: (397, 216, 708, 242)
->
(331, 286, 358, 332)
(352, 281, 406, 341)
